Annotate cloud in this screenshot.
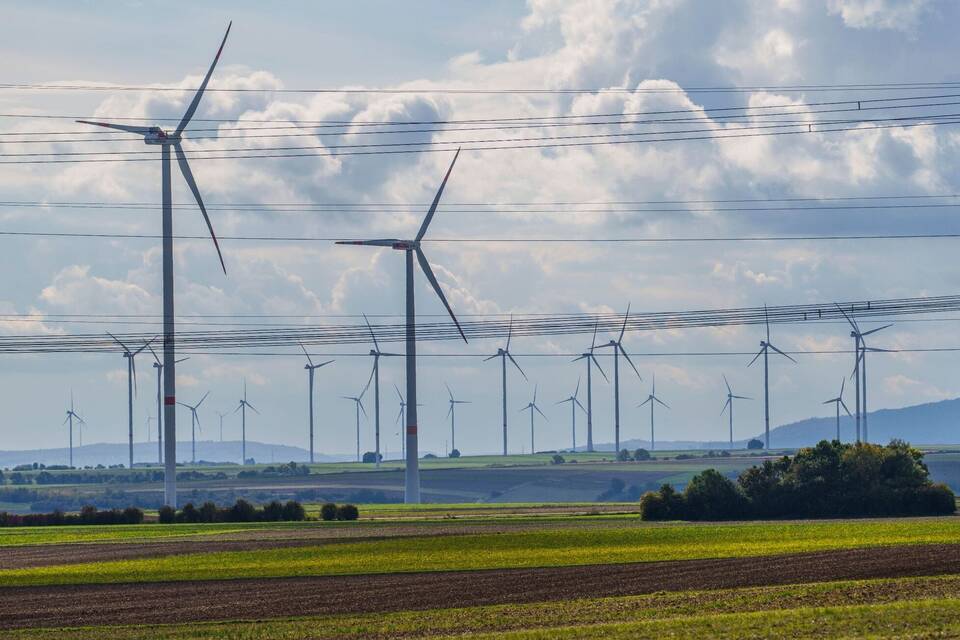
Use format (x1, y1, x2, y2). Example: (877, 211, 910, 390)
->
(826, 0, 931, 31)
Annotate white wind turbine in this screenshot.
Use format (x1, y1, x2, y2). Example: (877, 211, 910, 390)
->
(597, 305, 642, 453)
(362, 315, 400, 469)
(63, 392, 85, 468)
(107, 333, 154, 469)
(79, 24, 232, 506)
(836, 304, 892, 443)
(572, 322, 607, 452)
(233, 380, 259, 464)
(145, 342, 187, 465)
(445, 383, 470, 453)
(341, 390, 367, 463)
(555, 378, 587, 451)
(747, 306, 796, 449)
(177, 391, 209, 464)
(299, 342, 334, 464)
(519, 384, 547, 455)
(823, 378, 853, 442)
(721, 374, 751, 448)
(485, 315, 527, 456)
(216, 410, 228, 442)
(637, 374, 669, 450)
(335, 149, 466, 503)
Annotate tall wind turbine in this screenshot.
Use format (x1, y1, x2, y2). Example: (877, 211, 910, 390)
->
(597, 305, 642, 453)
(485, 315, 527, 455)
(572, 322, 607, 452)
(79, 24, 232, 507)
(216, 410, 228, 442)
(362, 315, 399, 469)
(299, 342, 334, 464)
(637, 374, 669, 450)
(721, 374, 751, 448)
(836, 305, 891, 443)
(555, 378, 586, 451)
(108, 333, 154, 469)
(146, 342, 187, 465)
(341, 391, 367, 463)
(394, 384, 407, 461)
(519, 384, 547, 455)
(233, 380, 259, 464)
(177, 391, 209, 464)
(336, 149, 467, 503)
(747, 306, 795, 449)
(823, 378, 853, 442)
(63, 393, 84, 468)
(445, 383, 470, 453)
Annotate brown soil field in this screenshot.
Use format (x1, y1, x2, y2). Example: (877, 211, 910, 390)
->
(2, 543, 959, 629)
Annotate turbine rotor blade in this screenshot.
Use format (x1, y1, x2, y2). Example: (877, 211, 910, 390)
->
(415, 248, 467, 343)
(619, 344, 642, 379)
(767, 342, 797, 363)
(655, 397, 670, 409)
(723, 374, 732, 395)
(619, 303, 630, 343)
(415, 147, 461, 242)
(362, 313, 380, 352)
(299, 341, 314, 367)
(591, 354, 609, 382)
(75, 120, 155, 135)
(506, 314, 514, 351)
(196, 390, 210, 408)
(174, 22, 232, 136)
(507, 352, 528, 380)
(861, 323, 892, 337)
(174, 143, 226, 274)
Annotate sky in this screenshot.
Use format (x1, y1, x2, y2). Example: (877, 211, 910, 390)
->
(2, 0, 960, 460)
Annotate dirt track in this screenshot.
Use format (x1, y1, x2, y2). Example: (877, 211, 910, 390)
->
(2, 543, 960, 629)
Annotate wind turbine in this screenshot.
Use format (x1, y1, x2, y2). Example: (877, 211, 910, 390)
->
(519, 384, 547, 455)
(362, 315, 400, 469)
(637, 374, 669, 450)
(597, 305, 642, 453)
(836, 305, 891, 443)
(394, 384, 407, 461)
(485, 315, 527, 456)
(146, 341, 187, 465)
(216, 410, 228, 442)
(108, 333, 154, 469)
(78, 24, 232, 507)
(177, 391, 209, 464)
(336, 149, 467, 503)
(555, 378, 586, 451)
(823, 378, 853, 442)
(341, 391, 367, 463)
(747, 306, 795, 449)
(721, 374, 751, 448)
(572, 321, 608, 452)
(299, 342, 334, 464)
(445, 383, 470, 453)
(63, 393, 84, 468)
(233, 380, 259, 465)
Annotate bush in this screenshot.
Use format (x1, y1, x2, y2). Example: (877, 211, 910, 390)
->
(361, 451, 381, 464)
(282, 500, 306, 521)
(177, 502, 201, 523)
(639, 484, 685, 520)
(320, 503, 338, 521)
(449, 449, 461, 458)
(262, 500, 285, 521)
(682, 469, 746, 520)
(158, 505, 176, 524)
(122, 506, 144, 524)
(616, 449, 631, 462)
(551, 454, 565, 465)
(747, 438, 764, 450)
(336, 504, 359, 521)
(229, 499, 257, 522)
(199, 501, 219, 523)
(633, 448, 651, 461)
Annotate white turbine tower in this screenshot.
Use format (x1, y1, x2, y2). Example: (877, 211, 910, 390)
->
(637, 374, 669, 450)
(107, 333, 154, 469)
(299, 342, 334, 464)
(79, 24, 232, 507)
(572, 321, 607, 453)
(836, 304, 891, 443)
(555, 378, 586, 451)
(823, 378, 853, 442)
(216, 410, 228, 443)
(341, 391, 367, 463)
(63, 393, 84, 468)
(233, 380, 259, 465)
(445, 383, 470, 454)
(747, 306, 795, 449)
(177, 391, 209, 464)
(721, 374, 751, 448)
(335, 150, 466, 503)
(362, 315, 399, 469)
(146, 342, 187, 465)
(519, 384, 547, 455)
(597, 305, 642, 453)
(485, 315, 527, 455)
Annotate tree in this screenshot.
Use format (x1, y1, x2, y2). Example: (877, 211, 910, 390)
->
(747, 438, 764, 450)
(282, 500, 306, 521)
(639, 484, 684, 520)
(178, 502, 201, 523)
(199, 501, 219, 523)
(229, 499, 257, 522)
(682, 469, 746, 520)
(320, 502, 338, 521)
(449, 449, 461, 458)
(362, 451, 382, 464)
(551, 454, 565, 465)
(633, 448, 651, 461)
(616, 449, 631, 462)
(158, 505, 176, 524)
(336, 504, 359, 521)
(262, 500, 284, 521)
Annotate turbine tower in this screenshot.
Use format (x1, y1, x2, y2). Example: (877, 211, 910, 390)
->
(216, 410, 228, 442)
(146, 342, 187, 465)
(597, 305, 641, 453)
(823, 378, 853, 442)
(336, 149, 467, 503)
(637, 374, 669, 450)
(177, 391, 209, 464)
(362, 315, 399, 469)
(485, 315, 527, 455)
(299, 342, 334, 464)
(721, 374, 751, 448)
(394, 384, 407, 461)
(63, 393, 84, 468)
(233, 380, 259, 464)
(572, 322, 607, 452)
(836, 305, 891, 443)
(747, 306, 795, 449)
(445, 383, 470, 453)
(341, 391, 367, 462)
(519, 384, 547, 455)
(108, 333, 154, 469)
(79, 24, 232, 507)
(555, 378, 586, 451)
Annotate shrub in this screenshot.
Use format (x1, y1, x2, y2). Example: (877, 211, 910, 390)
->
(229, 499, 257, 522)
(633, 448, 651, 461)
(320, 502, 338, 521)
(282, 500, 306, 521)
(449, 449, 461, 458)
(158, 505, 176, 524)
(199, 501, 219, 523)
(178, 502, 201, 523)
(122, 506, 144, 524)
(336, 504, 359, 521)
(683, 469, 746, 520)
(639, 484, 684, 520)
(616, 449, 631, 462)
(912, 483, 956, 515)
(262, 500, 284, 521)
(361, 451, 381, 464)
(551, 454, 565, 465)
(747, 438, 764, 450)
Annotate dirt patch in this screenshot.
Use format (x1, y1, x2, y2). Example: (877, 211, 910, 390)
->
(2, 543, 960, 629)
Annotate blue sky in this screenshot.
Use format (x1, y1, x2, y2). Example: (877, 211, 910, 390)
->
(2, 0, 960, 460)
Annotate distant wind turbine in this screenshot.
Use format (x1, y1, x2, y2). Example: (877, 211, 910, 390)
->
(597, 305, 642, 452)
(362, 315, 399, 469)
(63, 392, 84, 468)
(108, 333, 155, 469)
(556, 377, 586, 451)
(747, 306, 795, 449)
(233, 380, 259, 464)
(572, 321, 607, 452)
(836, 304, 891, 443)
(823, 378, 853, 442)
(445, 383, 470, 453)
(299, 342, 334, 464)
(721, 374, 751, 448)
(485, 315, 527, 455)
(79, 23, 232, 508)
(146, 341, 187, 465)
(341, 390, 367, 462)
(335, 149, 466, 503)
(637, 374, 669, 450)
(216, 410, 228, 443)
(178, 391, 209, 464)
(519, 384, 547, 454)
